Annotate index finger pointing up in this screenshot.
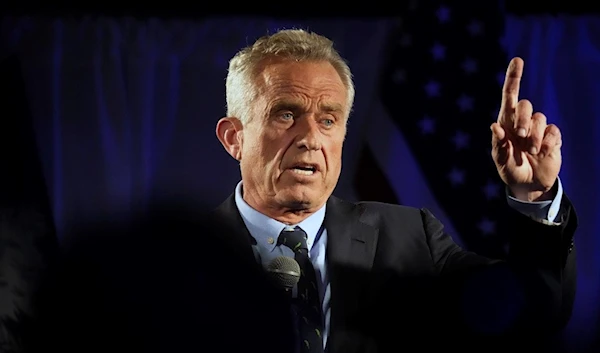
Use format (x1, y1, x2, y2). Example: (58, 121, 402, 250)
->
(499, 57, 524, 124)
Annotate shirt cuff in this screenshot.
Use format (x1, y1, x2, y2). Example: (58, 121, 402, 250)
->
(506, 177, 563, 223)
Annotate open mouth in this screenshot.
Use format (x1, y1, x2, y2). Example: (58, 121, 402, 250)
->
(290, 165, 317, 176)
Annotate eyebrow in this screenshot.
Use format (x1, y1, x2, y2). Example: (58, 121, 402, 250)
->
(270, 100, 345, 114)
(321, 102, 345, 113)
(270, 101, 302, 113)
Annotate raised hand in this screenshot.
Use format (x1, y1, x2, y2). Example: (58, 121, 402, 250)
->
(491, 57, 562, 202)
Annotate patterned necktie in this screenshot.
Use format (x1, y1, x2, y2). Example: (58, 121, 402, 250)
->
(278, 226, 324, 353)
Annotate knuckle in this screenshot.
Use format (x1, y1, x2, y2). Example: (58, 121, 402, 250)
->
(517, 99, 533, 110)
(517, 98, 531, 105)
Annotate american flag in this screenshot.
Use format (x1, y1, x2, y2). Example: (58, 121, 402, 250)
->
(355, 1, 510, 257)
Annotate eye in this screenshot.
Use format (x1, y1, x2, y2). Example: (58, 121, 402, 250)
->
(281, 112, 294, 121)
(322, 118, 335, 127)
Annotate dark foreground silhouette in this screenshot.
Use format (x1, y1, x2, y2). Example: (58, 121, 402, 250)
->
(23, 201, 573, 353)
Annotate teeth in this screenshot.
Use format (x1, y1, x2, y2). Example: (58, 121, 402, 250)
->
(292, 168, 314, 176)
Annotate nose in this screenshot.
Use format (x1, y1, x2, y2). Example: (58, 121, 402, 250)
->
(295, 117, 322, 151)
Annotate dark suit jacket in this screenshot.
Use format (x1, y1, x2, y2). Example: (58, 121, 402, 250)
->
(212, 191, 577, 353)
(27, 192, 576, 353)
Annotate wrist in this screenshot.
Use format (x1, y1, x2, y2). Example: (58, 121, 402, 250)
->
(509, 181, 558, 202)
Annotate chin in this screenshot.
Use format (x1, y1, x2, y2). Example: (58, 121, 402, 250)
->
(277, 190, 321, 210)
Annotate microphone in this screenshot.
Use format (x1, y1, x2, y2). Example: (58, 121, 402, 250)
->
(266, 256, 301, 294)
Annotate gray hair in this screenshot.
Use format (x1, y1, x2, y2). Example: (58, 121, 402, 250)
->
(225, 29, 355, 124)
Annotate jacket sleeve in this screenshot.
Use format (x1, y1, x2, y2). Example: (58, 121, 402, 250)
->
(423, 192, 577, 335)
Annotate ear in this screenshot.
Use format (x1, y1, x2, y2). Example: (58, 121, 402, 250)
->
(216, 117, 244, 161)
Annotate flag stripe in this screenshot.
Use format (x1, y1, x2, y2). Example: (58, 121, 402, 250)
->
(364, 99, 464, 248)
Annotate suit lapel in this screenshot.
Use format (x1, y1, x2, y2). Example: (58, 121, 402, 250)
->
(214, 193, 380, 281)
(214, 193, 380, 272)
(325, 196, 379, 272)
(325, 196, 379, 352)
(213, 193, 261, 268)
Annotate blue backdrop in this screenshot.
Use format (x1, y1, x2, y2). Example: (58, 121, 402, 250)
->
(502, 15, 600, 352)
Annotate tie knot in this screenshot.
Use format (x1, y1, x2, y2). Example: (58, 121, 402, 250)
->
(278, 226, 308, 254)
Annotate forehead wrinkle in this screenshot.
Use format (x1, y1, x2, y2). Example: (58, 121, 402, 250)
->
(265, 81, 344, 105)
(260, 62, 343, 91)
(256, 60, 349, 116)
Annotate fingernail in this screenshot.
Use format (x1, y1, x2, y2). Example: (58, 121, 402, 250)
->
(530, 146, 538, 154)
(517, 128, 527, 137)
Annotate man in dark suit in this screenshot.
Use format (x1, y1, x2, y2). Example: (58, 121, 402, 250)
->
(214, 29, 576, 353)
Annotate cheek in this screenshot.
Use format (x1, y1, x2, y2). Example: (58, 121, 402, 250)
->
(256, 136, 288, 172)
(326, 136, 344, 157)
(324, 143, 344, 174)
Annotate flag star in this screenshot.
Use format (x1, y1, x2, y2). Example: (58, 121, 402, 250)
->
(393, 69, 406, 84)
(424, 80, 441, 97)
(436, 6, 451, 23)
(452, 130, 470, 150)
(419, 116, 436, 134)
(399, 34, 411, 47)
(462, 58, 478, 74)
(467, 20, 483, 36)
(478, 218, 495, 235)
(431, 43, 446, 61)
(448, 167, 465, 186)
(483, 180, 501, 200)
(457, 94, 474, 112)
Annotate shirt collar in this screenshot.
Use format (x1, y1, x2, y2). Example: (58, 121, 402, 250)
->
(234, 181, 326, 252)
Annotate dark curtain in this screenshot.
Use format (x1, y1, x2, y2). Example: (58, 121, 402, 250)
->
(0, 17, 390, 239)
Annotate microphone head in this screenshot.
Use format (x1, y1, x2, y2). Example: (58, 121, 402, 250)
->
(266, 256, 301, 290)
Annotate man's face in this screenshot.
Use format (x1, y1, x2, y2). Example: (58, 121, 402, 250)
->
(239, 58, 348, 214)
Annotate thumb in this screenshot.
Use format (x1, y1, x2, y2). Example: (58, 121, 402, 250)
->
(491, 123, 510, 165)
(490, 123, 506, 148)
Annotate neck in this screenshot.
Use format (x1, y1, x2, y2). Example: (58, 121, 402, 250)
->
(243, 193, 324, 225)
(267, 208, 316, 225)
